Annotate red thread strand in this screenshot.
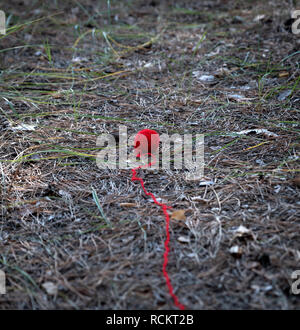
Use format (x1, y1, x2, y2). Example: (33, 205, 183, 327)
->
(131, 154, 185, 310)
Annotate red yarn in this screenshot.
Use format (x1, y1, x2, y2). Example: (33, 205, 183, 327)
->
(132, 130, 185, 310)
(134, 129, 160, 158)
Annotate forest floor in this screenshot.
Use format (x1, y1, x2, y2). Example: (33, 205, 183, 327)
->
(0, 0, 299, 309)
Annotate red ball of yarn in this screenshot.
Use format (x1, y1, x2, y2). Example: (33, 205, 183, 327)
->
(134, 129, 160, 158)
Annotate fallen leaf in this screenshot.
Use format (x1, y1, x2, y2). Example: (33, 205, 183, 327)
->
(199, 180, 215, 186)
(277, 89, 292, 101)
(235, 225, 250, 234)
(253, 14, 265, 22)
(143, 62, 154, 68)
(233, 225, 254, 240)
(234, 128, 278, 138)
(215, 67, 230, 77)
(42, 282, 58, 295)
(119, 203, 137, 207)
(11, 123, 36, 131)
(177, 236, 190, 243)
(171, 209, 186, 221)
(192, 71, 215, 83)
(292, 176, 300, 187)
(227, 94, 253, 102)
(71, 56, 88, 63)
(52, 91, 63, 98)
(229, 245, 243, 257)
(278, 71, 289, 78)
(198, 74, 215, 82)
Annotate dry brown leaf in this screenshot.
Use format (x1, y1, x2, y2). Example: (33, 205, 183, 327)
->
(292, 176, 300, 187)
(52, 91, 63, 98)
(278, 71, 289, 78)
(171, 209, 186, 221)
(119, 203, 137, 207)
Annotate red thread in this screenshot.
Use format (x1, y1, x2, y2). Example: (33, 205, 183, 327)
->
(131, 150, 185, 310)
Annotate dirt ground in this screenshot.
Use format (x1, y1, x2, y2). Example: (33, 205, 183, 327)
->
(0, 0, 299, 309)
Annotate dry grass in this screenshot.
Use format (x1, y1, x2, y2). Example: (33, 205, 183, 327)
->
(0, 0, 299, 309)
